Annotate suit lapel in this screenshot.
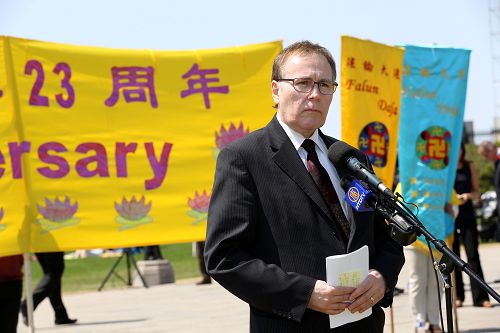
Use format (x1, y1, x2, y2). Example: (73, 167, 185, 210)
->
(267, 117, 335, 223)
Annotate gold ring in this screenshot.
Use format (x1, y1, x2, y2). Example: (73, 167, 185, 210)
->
(370, 296, 375, 303)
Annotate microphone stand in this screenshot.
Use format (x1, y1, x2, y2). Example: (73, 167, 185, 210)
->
(372, 193, 500, 333)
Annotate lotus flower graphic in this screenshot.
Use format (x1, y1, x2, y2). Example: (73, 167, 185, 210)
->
(114, 195, 153, 231)
(37, 197, 80, 233)
(187, 190, 210, 225)
(0, 208, 5, 232)
(213, 121, 250, 159)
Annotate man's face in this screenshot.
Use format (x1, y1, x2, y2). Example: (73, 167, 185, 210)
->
(271, 53, 334, 138)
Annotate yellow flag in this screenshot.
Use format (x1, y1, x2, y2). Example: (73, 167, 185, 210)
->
(0, 36, 281, 255)
(0, 36, 29, 256)
(341, 36, 404, 188)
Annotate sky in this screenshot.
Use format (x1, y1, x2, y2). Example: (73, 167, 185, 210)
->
(0, 0, 495, 141)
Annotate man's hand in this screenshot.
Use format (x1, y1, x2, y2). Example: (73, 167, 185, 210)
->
(308, 280, 355, 315)
(347, 269, 386, 313)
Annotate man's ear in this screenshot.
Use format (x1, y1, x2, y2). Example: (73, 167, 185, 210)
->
(271, 80, 280, 106)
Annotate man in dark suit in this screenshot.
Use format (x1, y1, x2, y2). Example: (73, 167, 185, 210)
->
(204, 41, 404, 332)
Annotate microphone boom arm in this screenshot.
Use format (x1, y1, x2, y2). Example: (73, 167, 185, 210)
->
(373, 192, 500, 304)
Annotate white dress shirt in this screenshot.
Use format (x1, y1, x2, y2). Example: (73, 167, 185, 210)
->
(277, 114, 354, 225)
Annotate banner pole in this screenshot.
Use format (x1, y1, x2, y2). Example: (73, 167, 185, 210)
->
(23, 252, 35, 332)
(5, 37, 36, 331)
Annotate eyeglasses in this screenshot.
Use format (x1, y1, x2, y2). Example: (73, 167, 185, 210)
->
(277, 78, 338, 95)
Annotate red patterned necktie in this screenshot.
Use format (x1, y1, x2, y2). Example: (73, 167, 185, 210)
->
(301, 139, 350, 244)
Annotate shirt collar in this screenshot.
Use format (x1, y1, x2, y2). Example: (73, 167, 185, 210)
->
(276, 113, 327, 154)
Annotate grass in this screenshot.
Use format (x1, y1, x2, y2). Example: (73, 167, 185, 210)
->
(27, 243, 200, 294)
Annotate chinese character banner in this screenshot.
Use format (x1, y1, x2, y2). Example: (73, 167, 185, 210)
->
(0, 36, 282, 256)
(398, 45, 470, 252)
(340, 36, 404, 188)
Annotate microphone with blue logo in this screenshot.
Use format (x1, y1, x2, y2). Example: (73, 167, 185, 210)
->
(329, 141, 500, 309)
(341, 178, 374, 213)
(330, 141, 416, 246)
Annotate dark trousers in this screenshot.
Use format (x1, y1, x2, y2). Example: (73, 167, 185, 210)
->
(196, 242, 210, 281)
(22, 252, 69, 321)
(452, 220, 489, 305)
(0, 280, 22, 333)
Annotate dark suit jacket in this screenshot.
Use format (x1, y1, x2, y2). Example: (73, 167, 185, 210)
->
(205, 116, 404, 332)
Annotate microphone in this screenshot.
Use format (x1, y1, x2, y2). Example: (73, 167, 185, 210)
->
(340, 177, 374, 212)
(341, 177, 417, 246)
(328, 141, 396, 199)
(330, 141, 417, 245)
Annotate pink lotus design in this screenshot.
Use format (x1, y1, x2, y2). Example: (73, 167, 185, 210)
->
(37, 197, 80, 233)
(38, 197, 78, 222)
(188, 190, 210, 213)
(187, 190, 211, 225)
(213, 121, 250, 159)
(114, 195, 153, 230)
(0, 208, 4, 232)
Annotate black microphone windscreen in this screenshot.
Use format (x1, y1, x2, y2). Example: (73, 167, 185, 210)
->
(328, 141, 363, 172)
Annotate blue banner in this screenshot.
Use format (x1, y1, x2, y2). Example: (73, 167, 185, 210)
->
(398, 45, 470, 251)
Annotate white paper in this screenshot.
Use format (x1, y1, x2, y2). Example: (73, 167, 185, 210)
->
(326, 245, 370, 328)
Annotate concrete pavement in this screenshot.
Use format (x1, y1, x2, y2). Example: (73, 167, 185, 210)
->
(18, 243, 500, 332)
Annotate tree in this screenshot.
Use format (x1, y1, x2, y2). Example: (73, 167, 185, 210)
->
(465, 143, 495, 194)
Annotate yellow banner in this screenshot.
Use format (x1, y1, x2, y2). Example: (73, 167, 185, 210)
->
(0, 36, 281, 256)
(0, 36, 29, 256)
(340, 36, 404, 188)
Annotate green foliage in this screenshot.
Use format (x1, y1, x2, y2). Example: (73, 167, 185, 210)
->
(465, 143, 495, 194)
(27, 243, 200, 293)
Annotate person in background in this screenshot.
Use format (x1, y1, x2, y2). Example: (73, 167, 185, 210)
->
(395, 182, 460, 333)
(21, 252, 77, 326)
(205, 40, 404, 332)
(478, 140, 500, 242)
(478, 140, 500, 285)
(454, 142, 492, 308)
(0, 254, 23, 333)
